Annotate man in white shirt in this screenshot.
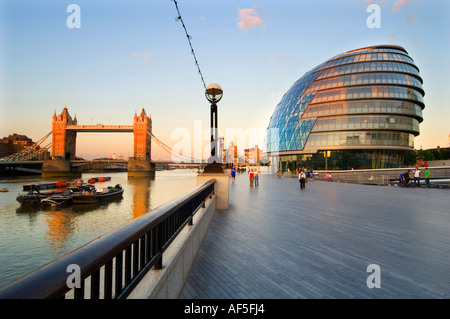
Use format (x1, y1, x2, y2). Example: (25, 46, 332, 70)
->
(414, 167, 421, 187)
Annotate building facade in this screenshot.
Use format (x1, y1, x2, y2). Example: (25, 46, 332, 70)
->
(266, 45, 425, 171)
(0, 134, 50, 160)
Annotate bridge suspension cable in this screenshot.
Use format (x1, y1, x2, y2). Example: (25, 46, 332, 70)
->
(0, 132, 52, 162)
(149, 131, 203, 163)
(235, 150, 256, 164)
(171, 0, 207, 90)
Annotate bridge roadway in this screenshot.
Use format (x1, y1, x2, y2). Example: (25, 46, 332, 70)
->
(180, 173, 449, 298)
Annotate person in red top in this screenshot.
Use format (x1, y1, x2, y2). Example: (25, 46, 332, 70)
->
(249, 169, 254, 187)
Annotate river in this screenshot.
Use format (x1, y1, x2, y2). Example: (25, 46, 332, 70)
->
(0, 169, 199, 288)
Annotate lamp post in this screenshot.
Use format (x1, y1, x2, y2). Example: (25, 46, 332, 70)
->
(204, 83, 224, 173)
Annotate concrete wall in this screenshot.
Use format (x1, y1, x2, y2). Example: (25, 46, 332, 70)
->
(127, 194, 216, 299)
(279, 166, 450, 185)
(315, 166, 450, 185)
(197, 173, 229, 210)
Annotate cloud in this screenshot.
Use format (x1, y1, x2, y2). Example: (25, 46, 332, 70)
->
(393, 0, 413, 12)
(270, 53, 284, 65)
(130, 52, 151, 66)
(237, 8, 263, 31)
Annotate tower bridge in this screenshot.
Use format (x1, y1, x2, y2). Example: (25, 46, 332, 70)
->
(1, 106, 204, 176)
(43, 106, 154, 177)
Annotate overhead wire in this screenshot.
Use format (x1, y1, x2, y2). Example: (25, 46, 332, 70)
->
(172, 0, 207, 90)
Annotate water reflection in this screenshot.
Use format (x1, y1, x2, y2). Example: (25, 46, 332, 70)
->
(127, 176, 154, 219)
(44, 210, 74, 252)
(1, 170, 197, 288)
(13, 174, 158, 255)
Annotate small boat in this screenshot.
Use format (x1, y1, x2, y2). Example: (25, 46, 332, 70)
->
(16, 187, 66, 206)
(87, 176, 112, 184)
(0, 188, 8, 192)
(23, 181, 68, 191)
(41, 185, 96, 207)
(72, 184, 124, 204)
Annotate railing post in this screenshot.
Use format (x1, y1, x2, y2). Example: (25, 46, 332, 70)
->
(155, 222, 163, 269)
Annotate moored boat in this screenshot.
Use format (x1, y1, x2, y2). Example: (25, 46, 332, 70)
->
(23, 181, 68, 191)
(87, 176, 112, 184)
(16, 187, 66, 206)
(41, 185, 96, 207)
(72, 184, 124, 204)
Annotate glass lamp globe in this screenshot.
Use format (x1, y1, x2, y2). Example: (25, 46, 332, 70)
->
(205, 83, 223, 103)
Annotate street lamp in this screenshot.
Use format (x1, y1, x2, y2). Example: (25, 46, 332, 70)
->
(204, 83, 224, 173)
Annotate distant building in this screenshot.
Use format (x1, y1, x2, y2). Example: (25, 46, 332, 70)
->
(0, 133, 50, 160)
(244, 145, 263, 164)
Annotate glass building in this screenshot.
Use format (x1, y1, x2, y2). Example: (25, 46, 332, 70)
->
(266, 45, 425, 171)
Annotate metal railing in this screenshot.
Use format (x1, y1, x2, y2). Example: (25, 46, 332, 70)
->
(0, 179, 215, 299)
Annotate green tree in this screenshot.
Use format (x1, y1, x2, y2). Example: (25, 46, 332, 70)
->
(417, 150, 435, 161)
(403, 151, 417, 166)
(440, 148, 450, 160)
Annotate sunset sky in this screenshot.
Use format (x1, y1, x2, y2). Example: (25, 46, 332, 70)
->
(1, 0, 449, 160)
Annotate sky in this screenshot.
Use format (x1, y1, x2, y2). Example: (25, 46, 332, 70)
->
(0, 0, 449, 160)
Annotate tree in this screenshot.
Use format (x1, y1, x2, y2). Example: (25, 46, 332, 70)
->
(417, 150, 435, 161)
(403, 151, 417, 166)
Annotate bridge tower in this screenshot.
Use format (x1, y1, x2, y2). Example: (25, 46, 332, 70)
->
(52, 106, 77, 160)
(128, 107, 155, 177)
(42, 106, 79, 177)
(133, 108, 151, 160)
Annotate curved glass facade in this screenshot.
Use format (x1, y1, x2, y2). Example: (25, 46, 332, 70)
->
(266, 45, 425, 170)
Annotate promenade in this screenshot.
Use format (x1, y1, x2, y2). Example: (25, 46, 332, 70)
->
(180, 173, 449, 299)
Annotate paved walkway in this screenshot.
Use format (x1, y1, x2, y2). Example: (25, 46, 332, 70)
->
(180, 173, 449, 299)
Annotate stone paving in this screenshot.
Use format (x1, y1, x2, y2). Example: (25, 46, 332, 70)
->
(180, 173, 449, 299)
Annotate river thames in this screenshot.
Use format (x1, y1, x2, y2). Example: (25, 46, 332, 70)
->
(0, 169, 198, 288)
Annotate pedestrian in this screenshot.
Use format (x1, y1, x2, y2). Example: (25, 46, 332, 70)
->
(414, 167, 421, 187)
(399, 172, 405, 187)
(424, 168, 431, 186)
(231, 167, 236, 182)
(254, 168, 259, 187)
(299, 169, 306, 190)
(249, 169, 254, 187)
(403, 170, 411, 186)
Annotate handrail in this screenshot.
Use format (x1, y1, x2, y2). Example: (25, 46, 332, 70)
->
(0, 179, 215, 299)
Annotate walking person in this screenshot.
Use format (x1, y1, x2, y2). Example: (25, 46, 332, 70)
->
(231, 167, 236, 182)
(424, 168, 431, 186)
(414, 167, 421, 187)
(254, 168, 259, 187)
(299, 169, 306, 190)
(249, 169, 254, 187)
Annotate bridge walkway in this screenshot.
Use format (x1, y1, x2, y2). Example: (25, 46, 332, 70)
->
(180, 173, 449, 299)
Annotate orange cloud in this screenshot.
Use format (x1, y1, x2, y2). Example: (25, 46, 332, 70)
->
(237, 8, 263, 31)
(393, 0, 413, 12)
